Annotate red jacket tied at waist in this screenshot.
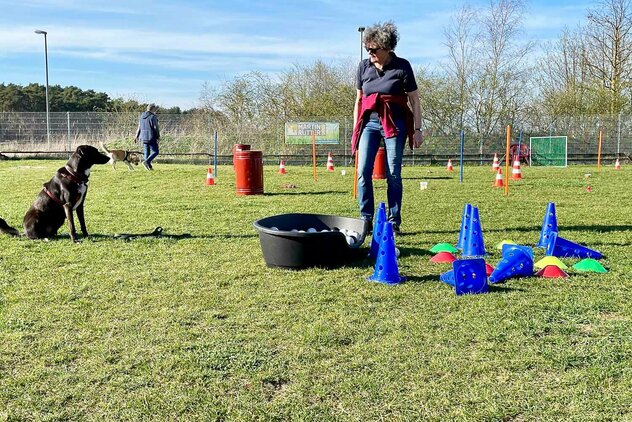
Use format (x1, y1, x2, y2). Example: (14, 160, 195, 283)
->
(351, 93, 414, 154)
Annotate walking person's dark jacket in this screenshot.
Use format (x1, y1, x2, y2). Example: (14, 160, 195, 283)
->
(136, 111, 160, 143)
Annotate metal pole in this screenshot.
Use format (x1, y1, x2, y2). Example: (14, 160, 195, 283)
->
(35, 30, 50, 149)
(358, 27, 365, 61)
(617, 112, 621, 156)
(67, 111, 71, 152)
(459, 130, 464, 183)
(214, 129, 218, 177)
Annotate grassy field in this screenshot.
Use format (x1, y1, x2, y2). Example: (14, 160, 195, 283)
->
(0, 159, 630, 421)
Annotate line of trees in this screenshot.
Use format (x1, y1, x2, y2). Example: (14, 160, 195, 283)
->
(0, 83, 184, 113)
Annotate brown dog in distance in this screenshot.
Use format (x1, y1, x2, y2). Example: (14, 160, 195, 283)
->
(101, 143, 141, 170)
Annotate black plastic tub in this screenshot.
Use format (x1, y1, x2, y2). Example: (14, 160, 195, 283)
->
(253, 213, 369, 269)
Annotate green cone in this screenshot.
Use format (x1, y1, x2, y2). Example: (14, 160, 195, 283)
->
(430, 242, 458, 253)
(572, 259, 607, 273)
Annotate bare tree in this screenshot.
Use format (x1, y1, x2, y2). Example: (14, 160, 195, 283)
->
(472, 0, 535, 137)
(583, 0, 632, 114)
(443, 4, 480, 132)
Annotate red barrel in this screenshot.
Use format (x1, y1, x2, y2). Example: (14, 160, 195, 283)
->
(233, 144, 251, 168)
(234, 150, 264, 195)
(372, 146, 386, 180)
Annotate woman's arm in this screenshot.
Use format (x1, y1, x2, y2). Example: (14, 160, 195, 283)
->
(407, 89, 424, 148)
(353, 89, 363, 129)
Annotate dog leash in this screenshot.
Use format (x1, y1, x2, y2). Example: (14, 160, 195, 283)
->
(113, 226, 192, 240)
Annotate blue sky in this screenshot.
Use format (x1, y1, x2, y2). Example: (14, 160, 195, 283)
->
(0, 0, 593, 109)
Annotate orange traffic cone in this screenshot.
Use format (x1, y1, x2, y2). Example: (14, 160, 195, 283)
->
(492, 153, 500, 171)
(326, 152, 335, 171)
(447, 159, 453, 171)
(615, 158, 621, 170)
(205, 167, 215, 185)
(494, 168, 504, 188)
(279, 160, 287, 174)
(511, 155, 522, 180)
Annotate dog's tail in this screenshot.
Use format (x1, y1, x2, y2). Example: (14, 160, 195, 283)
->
(100, 142, 110, 153)
(0, 218, 20, 237)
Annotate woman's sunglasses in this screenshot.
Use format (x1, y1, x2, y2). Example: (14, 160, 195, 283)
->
(365, 47, 382, 55)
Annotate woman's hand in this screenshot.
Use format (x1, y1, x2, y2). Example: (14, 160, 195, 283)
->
(413, 129, 424, 148)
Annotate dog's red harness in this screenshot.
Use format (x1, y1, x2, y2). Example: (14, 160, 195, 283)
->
(41, 167, 88, 207)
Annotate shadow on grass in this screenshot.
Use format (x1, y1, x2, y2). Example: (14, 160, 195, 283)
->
(562, 224, 632, 233)
(85, 232, 258, 241)
(399, 246, 434, 257)
(263, 190, 348, 196)
(404, 274, 438, 283)
(402, 176, 454, 180)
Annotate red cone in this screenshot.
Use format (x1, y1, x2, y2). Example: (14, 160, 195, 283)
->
(485, 262, 494, 276)
(446, 159, 453, 172)
(536, 265, 569, 278)
(494, 168, 504, 188)
(492, 153, 499, 171)
(326, 152, 334, 171)
(615, 158, 621, 170)
(205, 167, 215, 185)
(511, 155, 522, 180)
(430, 252, 457, 263)
(278, 160, 287, 174)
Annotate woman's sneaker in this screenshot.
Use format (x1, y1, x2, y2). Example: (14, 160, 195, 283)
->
(142, 161, 152, 170)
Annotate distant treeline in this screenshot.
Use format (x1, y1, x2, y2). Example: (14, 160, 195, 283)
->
(0, 83, 186, 114)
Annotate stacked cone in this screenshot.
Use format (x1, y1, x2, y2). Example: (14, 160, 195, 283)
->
(494, 168, 504, 187)
(492, 153, 500, 171)
(511, 155, 522, 180)
(278, 160, 287, 174)
(615, 158, 621, 170)
(367, 221, 405, 285)
(447, 159, 453, 171)
(326, 152, 335, 171)
(205, 167, 215, 185)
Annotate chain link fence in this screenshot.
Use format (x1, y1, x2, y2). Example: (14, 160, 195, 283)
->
(1, 112, 630, 165)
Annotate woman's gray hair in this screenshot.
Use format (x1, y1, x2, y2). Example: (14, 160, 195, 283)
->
(146, 103, 158, 112)
(363, 21, 399, 51)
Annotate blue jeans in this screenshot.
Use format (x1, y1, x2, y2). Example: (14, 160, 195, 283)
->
(357, 117, 406, 225)
(143, 140, 159, 166)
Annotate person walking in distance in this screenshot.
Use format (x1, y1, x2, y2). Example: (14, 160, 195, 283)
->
(352, 21, 424, 233)
(135, 103, 160, 170)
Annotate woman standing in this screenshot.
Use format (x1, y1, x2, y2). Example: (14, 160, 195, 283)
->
(352, 21, 424, 233)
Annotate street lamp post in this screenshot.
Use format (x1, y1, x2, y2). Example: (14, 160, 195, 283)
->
(358, 26, 365, 61)
(34, 29, 50, 148)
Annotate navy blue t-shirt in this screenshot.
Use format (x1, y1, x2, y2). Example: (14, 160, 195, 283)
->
(356, 53, 418, 95)
(356, 53, 417, 118)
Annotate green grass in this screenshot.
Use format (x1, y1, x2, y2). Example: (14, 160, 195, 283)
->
(1, 160, 631, 421)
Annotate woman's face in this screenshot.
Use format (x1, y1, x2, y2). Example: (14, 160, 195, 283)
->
(365, 43, 390, 64)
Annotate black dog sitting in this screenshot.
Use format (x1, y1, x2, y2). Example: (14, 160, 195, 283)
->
(0, 145, 110, 242)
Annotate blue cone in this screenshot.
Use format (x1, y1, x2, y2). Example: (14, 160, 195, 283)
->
(454, 258, 489, 295)
(536, 202, 558, 248)
(488, 244, 534, 284)
(545, 231, 602, 259)
(367, 222, 405, 285)
(369, 202, 387, 260)
(440, 269, 455, 286)
(456, 203, 473, 250)
(461, 206, 487, 258)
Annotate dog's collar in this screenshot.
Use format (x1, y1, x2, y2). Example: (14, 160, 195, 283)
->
(123, 150, 129, 161)
(43, 186, 64, 206)
(62, 165, 88, 184)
